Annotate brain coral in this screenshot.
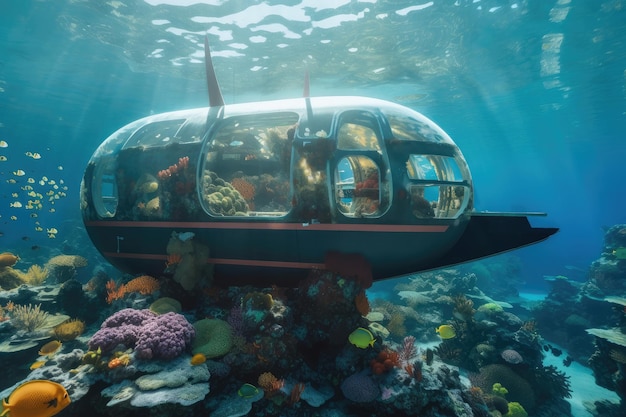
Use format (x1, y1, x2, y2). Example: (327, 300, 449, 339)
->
(191, 318, 233, 359)
(478, 364, 535, 411)
(340, 372, 380, 403)
(89, 308, 195, 360)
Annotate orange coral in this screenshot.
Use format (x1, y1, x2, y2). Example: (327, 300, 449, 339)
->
(354, 290, 370, 316)
(106, 276, 160, 304)
(257, 372, 284, 396)
(165, 253, 182, 268)
(289, 382, 306, 405)
(231, 177, 255, 201)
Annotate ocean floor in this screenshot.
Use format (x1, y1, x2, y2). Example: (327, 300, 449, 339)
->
(518, 292, 621, 417)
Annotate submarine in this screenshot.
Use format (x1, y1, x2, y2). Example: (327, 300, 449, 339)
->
(81, 37, 558, 287)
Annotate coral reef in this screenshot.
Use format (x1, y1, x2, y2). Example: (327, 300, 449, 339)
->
(44, 255, 88, 283)
(88, 308, 194, 360)
(165, 232, 213, 291)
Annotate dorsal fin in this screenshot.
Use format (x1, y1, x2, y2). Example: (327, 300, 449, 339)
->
(204, 36, 224, 108)
(303, 69, 310, 98)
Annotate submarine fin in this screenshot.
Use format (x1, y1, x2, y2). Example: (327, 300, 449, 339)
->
(423, 213, 558, 270)
(204, 36, 225, 108)
(303, 70, 310, 97)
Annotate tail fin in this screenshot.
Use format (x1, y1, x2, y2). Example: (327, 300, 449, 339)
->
(204, 36, 224, 108)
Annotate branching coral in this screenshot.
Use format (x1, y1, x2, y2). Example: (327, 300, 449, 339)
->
(21, 265, 49, 285)
(106, 275, 160, 303)
(453, 294, 475, 321)
(10, 303, 50, 332)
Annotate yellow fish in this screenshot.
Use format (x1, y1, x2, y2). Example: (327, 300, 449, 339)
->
(48, 234, 56, 239)
(27, 178, 35, 184)
(435, 324, 456, 339)
(190, 353, 206, 365)
(47, 228, 58, 234)
(13, 170, 25, 176)
(10, 216, 17, 221)
(0, 156, 7, 161)
(11, 193, 18, 198)
(6, 179, 16, 184)
(29, 360, 47, 370)
(10, 202, 23, 208)
(1, 379, 71, 417)
(31, 153, 42, 159)
(0, 140, 7, 147)
(35, 227, 43, 232)
(348, 327, 376, 349)
(612, 247, 626, 260)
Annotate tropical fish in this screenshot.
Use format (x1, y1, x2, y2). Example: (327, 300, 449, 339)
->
(0, 156, 7, 161)
(348, 327, 376, 349)
(190, 353, 206, 365)
(13, 170, 25, 176)
(238, 383, 259, 398)
(10, 216, 17, 221)
(10, 201, 23, 208)
(39, 340, 62, 357)
(57, 166, 63, 170)
(612, 247, 626, 260)
(47, 228, 58, 234)
(0, 140, 7, 147)
(27, 178, 35, 183)
(6, 179, 16, 184)
(29, 360, 47, 370)
(435, 324, 456, 339)
(1, 380, 71, 417)
(11, 193, 18, 198)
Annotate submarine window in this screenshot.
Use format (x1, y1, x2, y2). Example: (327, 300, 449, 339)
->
(337, 122, 381, 151)
(385, 111, 452, 144)
(409, 185, 467, 219)
(92, 158, 118, 218)
(335, 155, 387, 218)
(407, 155, 464, 182)
(123, 119, 186, 148)
(406, 155, 469, 219)
(201, 112, 298, 217)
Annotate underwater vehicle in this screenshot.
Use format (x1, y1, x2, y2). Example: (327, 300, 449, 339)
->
(81, 38, 558, 287)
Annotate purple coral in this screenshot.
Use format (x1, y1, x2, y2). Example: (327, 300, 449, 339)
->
(501, 349, 524, 364)
(135, 312, 195, 359)
(341, 372, 380, 403)
(88, 308, 195, 360)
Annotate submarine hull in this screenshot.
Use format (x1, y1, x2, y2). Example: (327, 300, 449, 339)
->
(84, 213, 556, 287)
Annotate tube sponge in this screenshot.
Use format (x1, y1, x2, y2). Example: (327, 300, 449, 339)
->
(191, 318, 233, 359)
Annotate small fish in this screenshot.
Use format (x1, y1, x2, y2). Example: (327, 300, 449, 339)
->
(190, 353, 206, 365)
(0, 156, 7, 161)
(49, 208, 56, 213)
(13, 169, 25, 176)
(10, 215, 17, 220)
(35, 226, 43, 232)
(612, 247, 626, 260)
(435, 324, 456, 339)
(6, 179, 16, 184)
(48, 234, 56, 239)
(57, 166, 63, 170)
(10, 201, 23, 208)
(27, 178, 35, 184)
(1, 379, 71, 417)
(0, 140, 7, 147)
(39, 340, 62, 357)
(11, 193, 18, 198)
(31, 245, 40, 250)
(238, 383, 259, 398)
(30, 152, 42, 159)
(21, 236, 29, 241)
(47, 228, 58, 234)
(29, 360, 47, 370)
(348, 327, 376, 349)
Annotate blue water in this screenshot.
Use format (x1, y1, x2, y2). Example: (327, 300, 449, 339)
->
(1, 1, 625, 416)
